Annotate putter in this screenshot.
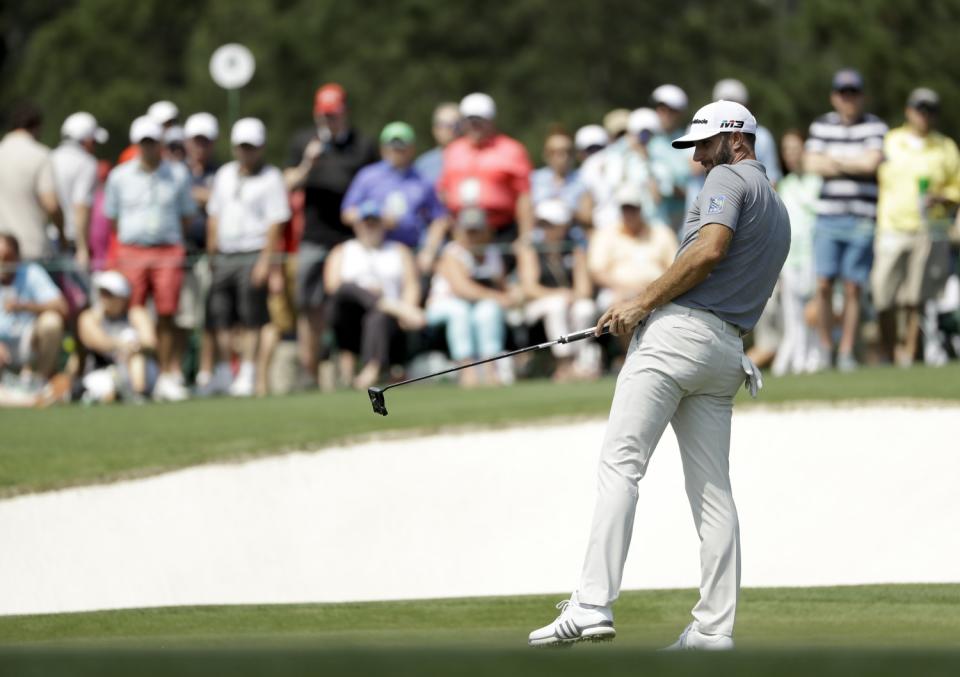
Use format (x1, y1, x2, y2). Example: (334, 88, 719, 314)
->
(367, 326, 608, 416)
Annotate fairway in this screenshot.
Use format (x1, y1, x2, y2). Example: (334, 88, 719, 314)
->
(1, 586, 959, 676)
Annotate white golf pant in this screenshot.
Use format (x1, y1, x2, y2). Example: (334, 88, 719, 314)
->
(578, 303, 747, 637)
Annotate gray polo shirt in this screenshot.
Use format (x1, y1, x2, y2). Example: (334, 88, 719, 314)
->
(672, 159, 790, 330)
(104, 159, 196, 246)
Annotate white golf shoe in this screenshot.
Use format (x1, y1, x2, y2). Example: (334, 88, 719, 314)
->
(662, 623, 734, 651)
(528, 597, 615, 647)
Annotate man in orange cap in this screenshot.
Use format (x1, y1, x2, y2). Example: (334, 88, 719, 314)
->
(284, 83, 379, 388)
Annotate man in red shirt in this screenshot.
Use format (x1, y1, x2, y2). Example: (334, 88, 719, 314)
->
(437, 93, 533, 264)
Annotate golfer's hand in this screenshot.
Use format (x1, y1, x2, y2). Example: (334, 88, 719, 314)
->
(596, 299, 650, 336)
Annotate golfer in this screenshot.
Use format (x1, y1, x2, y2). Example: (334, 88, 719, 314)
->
(529, 101, 790, 650)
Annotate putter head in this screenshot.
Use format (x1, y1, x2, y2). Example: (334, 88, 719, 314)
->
(368, 386, 388, 416)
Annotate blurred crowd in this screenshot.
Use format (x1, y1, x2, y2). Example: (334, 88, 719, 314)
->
(1, 68, 959, 406)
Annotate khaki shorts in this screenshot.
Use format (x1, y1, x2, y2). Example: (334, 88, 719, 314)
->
(175, 256, 212, 330)
(871, 231, 951, 312)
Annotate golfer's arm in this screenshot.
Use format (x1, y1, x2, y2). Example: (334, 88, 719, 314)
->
(635, 223, 733, 311)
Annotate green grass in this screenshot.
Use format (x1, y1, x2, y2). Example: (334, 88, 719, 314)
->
(2, 363, 959, 495)
(1, 585, 958, 675)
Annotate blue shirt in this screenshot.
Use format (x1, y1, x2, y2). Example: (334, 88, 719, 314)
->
(104, 159, 197, 246)
(342, 160, 446, 248)
(0, 263, 63, 341)
(649, 130, 693, 230)
(413, 147, 444, 188)
(530, 167, 585, 215)
(673, 160, 790, 330)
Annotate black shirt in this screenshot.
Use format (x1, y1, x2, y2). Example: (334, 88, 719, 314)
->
(286, 127, 379, 247)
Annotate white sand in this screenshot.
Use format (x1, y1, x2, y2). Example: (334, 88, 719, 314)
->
(1, 405, 957, 616)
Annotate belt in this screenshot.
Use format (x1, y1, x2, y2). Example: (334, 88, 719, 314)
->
(656, 303, 748, 338)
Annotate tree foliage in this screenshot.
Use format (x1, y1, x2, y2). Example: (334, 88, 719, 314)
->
(3, 0, 960, 163)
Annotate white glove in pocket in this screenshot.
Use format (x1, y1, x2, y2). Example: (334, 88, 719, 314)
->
(741, 354, 763, 398)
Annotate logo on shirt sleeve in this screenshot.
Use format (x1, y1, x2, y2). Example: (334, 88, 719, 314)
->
(707, 195, 725, 214)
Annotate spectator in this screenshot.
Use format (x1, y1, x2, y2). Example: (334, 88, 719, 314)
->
(517, 200, 599, 381)
(205, 118, 291, 397)
(648, 84, 693, 232)
(324, 201, 425, 390)
(873, 87, 960, 366)
(603, 108, 630, 142)
(77, 271, 156, 403)
(437, 92, 534, 253)
(284, 82, 379, 387)
(51, 112, 108, 271)
(88, 160, 113, 271)
(104, 115, 197, 401)
(181, 112, 221, 393)
(425, 208, 515, 387)
(530, 128, 586, 219)
(341, 121, 449, 274)
(772, 130, 823, 376)
(805, 68, 888, 371)
(588, 184, 678, 312)
(163, 125, 186, 163)
(0, 234, 68, 394)
(0, 101, 64, 260)
(147, 100, 179, 130)
(414, 102, 462, 187)
(685, 79, 783, 214)
(580, 108, 671, 231)
(574, 124, 609, 164)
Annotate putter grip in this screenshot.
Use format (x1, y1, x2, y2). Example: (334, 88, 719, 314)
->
(560, 326, 607, 343)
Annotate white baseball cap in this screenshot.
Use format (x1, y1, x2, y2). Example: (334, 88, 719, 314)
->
(93, 271, 131, 299)
(652, 84, 688, 111)
(616, 183, 647, 208)
(574, 124, 609, 151)
(627, 107, 662, 135)
(231, 117, 266, 146)
(129, 115, 164, 144)
(460, 92, 496, 120)
(163, 125, 185, 145)
(61, 112, 109, 144)
(184, 112, 219, 141)
(147, 100, 179, 125)
(535, 199, 572, 226)
(671, 100, 758, 149)
(713, 78, 749, 105)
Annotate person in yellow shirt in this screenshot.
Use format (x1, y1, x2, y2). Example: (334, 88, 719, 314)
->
(873, 87, 960, 365)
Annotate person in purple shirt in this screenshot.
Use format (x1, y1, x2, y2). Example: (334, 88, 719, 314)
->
(342, 122, 449, 273)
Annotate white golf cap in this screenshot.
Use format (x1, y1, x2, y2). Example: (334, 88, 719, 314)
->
(231, 117, 267, 146)
(93, 271, 131, 298)
(61, 112, 109, 144)
(129, 115, 163, 144)
(627, 107, 662, 135)
(460, 92, 496, 120)
(184, 112, 219, 140)
(163, 125, 185, 145)
(652, 84, 688, 111)
(535, 199, 572, 226)
(616, 183, 647, 208)
(147, 100, 179, 125)
(671, 100, 758, 149)
(713, 78, 749, 105)
(574, 124, 609, 150)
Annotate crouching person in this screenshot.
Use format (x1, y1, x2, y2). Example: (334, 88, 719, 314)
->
(0, 234, 69, 406)
(205, 118, 291, 397)
(324, 201, 425, 390)
(518, 199, 599, 380)
(78, 271, 155, 403)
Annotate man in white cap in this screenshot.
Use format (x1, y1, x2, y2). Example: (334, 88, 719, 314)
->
(147, 100, 179, 130)
(104, 115, 197, 401)
(205, 118, 291, 397)
(686, 79, 783, 215)
(649, 84, 694, 231)
(579, 108, 672, 230)
(437, 92, 534, 255)
(51, 112, 109, 270)
(529, 100, 790, 650)
(574, 125, 609, 163)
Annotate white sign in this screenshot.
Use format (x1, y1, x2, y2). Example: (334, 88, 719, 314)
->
(209, 43, 256, 90)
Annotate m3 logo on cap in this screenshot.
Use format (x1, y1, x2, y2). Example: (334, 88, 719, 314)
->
(719, 120, 745, 129)
(707, 195, 725, 214)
